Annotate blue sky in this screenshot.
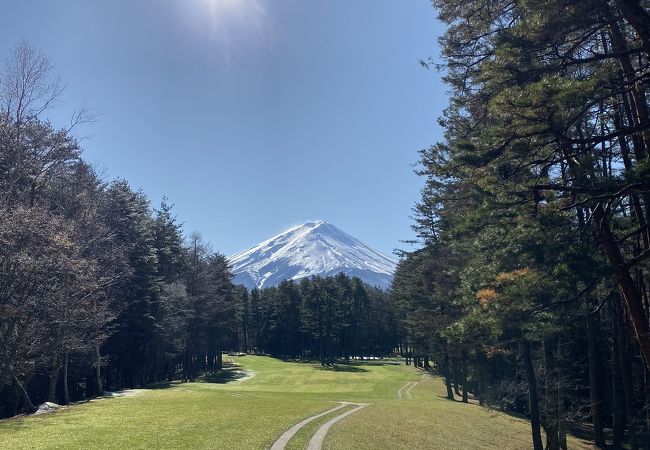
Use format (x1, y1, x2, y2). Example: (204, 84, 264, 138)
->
(1, 0, 446, 256)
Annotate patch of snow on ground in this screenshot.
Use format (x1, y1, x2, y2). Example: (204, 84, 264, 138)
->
(102, 389, 145, 398)
(232, 370, 256, 383)
(34, 402, 62, 415)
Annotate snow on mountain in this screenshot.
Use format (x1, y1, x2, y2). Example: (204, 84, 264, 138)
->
(228, 221, 397, 290)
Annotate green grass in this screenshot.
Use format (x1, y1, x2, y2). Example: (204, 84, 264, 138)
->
(284, 404, 357, 450)
(323, 375, 591, 450)
(0, 356, 593, 449)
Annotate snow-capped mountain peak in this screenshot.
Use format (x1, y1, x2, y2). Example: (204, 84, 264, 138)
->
(228, 221, 397, 290)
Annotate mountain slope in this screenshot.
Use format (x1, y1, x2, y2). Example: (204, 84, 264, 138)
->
(228, 221, 397, 289)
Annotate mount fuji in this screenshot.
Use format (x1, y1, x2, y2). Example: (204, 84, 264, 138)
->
(228, 221, 397, 290)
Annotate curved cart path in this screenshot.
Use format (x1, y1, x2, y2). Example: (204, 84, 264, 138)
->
(306, 403, 369, 450)
(398, 375, 426, 400)
(270, 403, 347, 450)
(397, 381, 416, 399)
(269, 402, 369, 450)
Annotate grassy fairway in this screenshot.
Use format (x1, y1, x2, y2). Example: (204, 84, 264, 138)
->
(323, 375, 591, 450)
(0, 356, 592, 449)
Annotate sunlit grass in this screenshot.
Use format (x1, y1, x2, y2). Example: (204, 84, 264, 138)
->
(283, 404, 357, 450)
(0, 356, 592, 449)
(324, 375, 593, 450)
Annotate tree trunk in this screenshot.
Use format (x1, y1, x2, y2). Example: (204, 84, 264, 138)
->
(613, 0, 650, 56)
(593, 204, 650, 372)
(587, 312, 607, 448)
(216, 351, 223, 371)
(616, 295, 638, 448)
(48, 362, 59, 403)
(612, 299, 627, 449)
(12, 373, 36, 413)
(461, 352, 468, 403)
(557, 337, 567, 450)
(243, 321, 249, 353)
(544, 339, 560, 450)
(183, 355, 188, 383)
(608, 18, 650, 157)
(443, 350, 454, 400)
(95, 344, 104, 395)
(522, 339, 544, 450)
(477, 351, 488, 406)
(63, 352, 70, 404)
(643, 370, 650, 450)
(8, 380, 19, 417)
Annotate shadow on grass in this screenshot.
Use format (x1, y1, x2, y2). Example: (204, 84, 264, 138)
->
(267, 356, 371, 372)
(271, 356, 400, 370)
(436, 390, 594, 446)
(198, 369, 250, 384)
(570, 423, 596, 443)
(0, 419, 27, 431)
(314, 364, 369, 373)
(142, 382, 177, 390)
(352, 360, 402, 366)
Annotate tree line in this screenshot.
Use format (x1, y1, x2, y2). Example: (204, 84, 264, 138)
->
(235, 275, 397, 364)
(0, 43, 400, 418)
(392, 1, 650, 449)
(0, 44, 238, 418)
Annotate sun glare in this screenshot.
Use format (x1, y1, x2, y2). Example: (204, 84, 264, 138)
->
(203, 0, 241, 16)
(188, 0, 270, 50)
